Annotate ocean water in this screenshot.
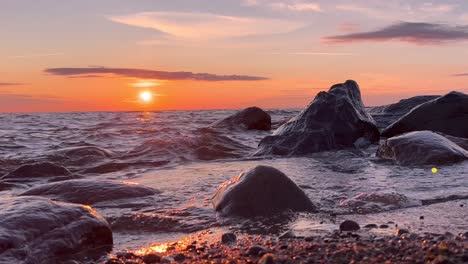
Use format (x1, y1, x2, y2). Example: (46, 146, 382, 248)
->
(0, 110, 467, 254)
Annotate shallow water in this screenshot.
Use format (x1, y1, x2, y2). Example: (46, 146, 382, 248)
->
(0, 110, 466, 255)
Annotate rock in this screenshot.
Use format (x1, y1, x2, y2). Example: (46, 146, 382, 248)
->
(376, 131, 468, 165)
(255, 80, 379, 156)
(397, 229, 410, 235)
(210, 107, 271, 130)
(441, 134, 468, 151)
(143, 253, 161, 264)
(368, 95, 439, 129)
(212, 165, 317, 217)
(20, 179, 158, 205)
(339, 220, 360, 231)
(54, 146, 116, 158)
(339, 192, 421, 214)
(279, 230, 296, 239)
(0, 196, 112, 263)
(174, 253, 185, 262)
(221, 233, 237, 244)
(247, 245, 269, 256)
(364, 224, 378, 229)
(381, 91, 468, 138)
(258, 253, 277, 264)
(379, 224, 389, 228)
(2, 162, 72, 179)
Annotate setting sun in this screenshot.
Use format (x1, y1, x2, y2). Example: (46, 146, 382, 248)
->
(139, 91, 153, 102)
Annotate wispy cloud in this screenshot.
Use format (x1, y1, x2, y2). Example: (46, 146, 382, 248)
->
(270, 1, 321, 12)
(8, 53, 64, 59)
(322, 22, 468, 45)
(452, 73, 468, 77)
(107, 11, 304, 39)
(267, 52, 357, 56)
(44, 67, 269, 81)
(0, 82, 24, 86)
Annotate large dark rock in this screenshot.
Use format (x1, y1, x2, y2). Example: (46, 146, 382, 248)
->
(2, 162, 72, 179)
(20, 179, 158, 205)
(212, 165, 316, 217)
(211, 107, 271, 130)
(0, 196, 112, 263)
(368, 95, 439, 129)
(377, 131, 468, 165)
(255, 80, 379, 155)
(381, 91, 468, 138)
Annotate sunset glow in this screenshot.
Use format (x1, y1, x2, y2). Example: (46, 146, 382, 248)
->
(139, 91, 153, 102)
(0, 1, 467, 112)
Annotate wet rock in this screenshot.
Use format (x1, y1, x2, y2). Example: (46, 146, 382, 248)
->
(210, 107, 271, 130)
(368, 95, 439, 129)
(247, 245, 269, 256)
(221, 232, 237, 244)
(279, 230, 296, 239)
(256, 80, 379, 156)
(380, 224, 389, 229)
(0, 196, 112, 263)
(20, 179, 158, 205)
(377, 131, 468, 165)
(212, 165, 317, 217)
(339, 192, 421, 214)
(258, 253, 277, 264)
(339, 220, 360, 232)
(55, 146, 116, 158)
(420, 216, 425, 220)
(382, 91, 468, 138)
(143, 253, 161, 264)
(397, 229, 410, 235)
(174, 253, 186, 262)
(2, 162, 72, 179)
(364, 224, 378, 229)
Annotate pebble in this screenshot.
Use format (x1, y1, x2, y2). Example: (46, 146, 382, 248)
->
(420, 216, 425, 220)
(247, 245, 268, 256)
(142, 253, 161, 264)
(258, 253, 277, 264)
(379, 224, 389, 229)
(221, 232, 237, 244)
(397, 229, 409, 235)
(339, 220, 360, 231)
(279, 230, 296, 239)
(174, 253, 186, 262)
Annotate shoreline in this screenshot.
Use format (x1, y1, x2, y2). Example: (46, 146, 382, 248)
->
(107, 229, 468, 263)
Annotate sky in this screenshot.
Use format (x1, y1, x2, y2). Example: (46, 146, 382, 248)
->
(1, 0, 468, 112)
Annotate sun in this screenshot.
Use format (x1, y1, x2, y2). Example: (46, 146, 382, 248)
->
(139, 91, 153, 102)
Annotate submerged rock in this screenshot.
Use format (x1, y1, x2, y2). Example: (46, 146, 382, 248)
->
(210, 107, 271, 130)
(0, 196, 112, 263)
(20, 179, 158, 205)
(382, 91, 468, 138)
(55, 146, 116, 158)
(2, 162, 72, 179)
(339, 220, 360, 231)
(377, 131, 468, 165)
(256, 80, 379, 156)
(368, 95, 439, 129)
(212, 165, 316, 217)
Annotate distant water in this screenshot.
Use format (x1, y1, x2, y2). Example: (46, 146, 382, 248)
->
(0, 110, 467, 252)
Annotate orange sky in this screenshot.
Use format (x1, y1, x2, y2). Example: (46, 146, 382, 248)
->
(1, 0, 467, 112)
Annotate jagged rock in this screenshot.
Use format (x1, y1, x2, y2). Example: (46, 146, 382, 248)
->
(20, 179, 158, 205)
(256, 80, 379, 156)
(2, 162, 72, 179)
(377, 131, 468, 165)
(382, 91, 468, 138)
(210, 107, 271, 130)
(368, 95, 439, 129)
(212, 165, 316, 217)
(0, 196, 112, 263)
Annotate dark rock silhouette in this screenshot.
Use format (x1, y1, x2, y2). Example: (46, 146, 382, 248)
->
(339, 220, 360, 231)
(20, 179, 158, 205)
(210, 107, 271, 130)
(55, 146, 116, 158)
(0, 196, 112, 263)
(2, 162, 72, 179)
(212, 165, 316, 217)
(256, 80, 379, 155)
(377, 131, 468, 165)
(368, 95, 439, 129)
(381, 91, 468, 138)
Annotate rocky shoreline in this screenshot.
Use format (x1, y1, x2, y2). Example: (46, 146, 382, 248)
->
(107, 230, 468, 263)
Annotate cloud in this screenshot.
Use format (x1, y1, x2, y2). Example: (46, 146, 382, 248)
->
(452, 73, 468, 77)
(322, 22, 468, 45)
(8, 53, 64, 59)
(0, 82, 24, 86)
(44, 67, 269, 81)
(107, 11, 304, 39)
(267, 52, 357, 56)
(270, 1, 321, 12)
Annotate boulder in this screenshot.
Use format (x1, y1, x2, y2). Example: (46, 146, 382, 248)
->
(212, 165, 316, 217)
(2, 162, 72, 179)
(381, 91, 468, 138)
(255, 80, 379, 156)
(368, 95, 439, 129)
(0, 196, 112, 263)
(20, 179, 158, 205)
(210, 107, 271, 130)
(376, 131, 468, 165)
